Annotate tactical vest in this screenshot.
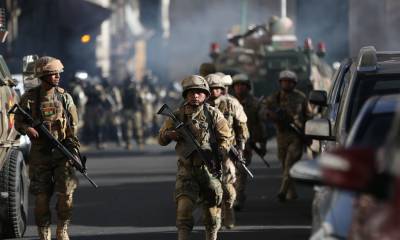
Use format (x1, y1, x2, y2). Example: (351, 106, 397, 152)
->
(180, 105, 212, 150)
(31, 87, 67, 141)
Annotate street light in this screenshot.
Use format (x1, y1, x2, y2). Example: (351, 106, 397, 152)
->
(80, 34, 91, 44)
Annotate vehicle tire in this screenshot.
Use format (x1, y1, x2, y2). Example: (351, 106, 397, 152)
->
(1, 149, 29, 238)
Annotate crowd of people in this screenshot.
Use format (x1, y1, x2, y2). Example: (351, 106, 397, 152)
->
(67, 70, 181, 150)
(14, 54, 312, 240)
(157, 62, 312, 240)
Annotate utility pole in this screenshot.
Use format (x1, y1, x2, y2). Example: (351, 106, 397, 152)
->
(240, 0, 248, 33)
(281, 0, 287, 18)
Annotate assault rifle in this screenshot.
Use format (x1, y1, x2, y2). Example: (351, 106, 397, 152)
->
(266, 107, 312, 147)
(157, 104, 221, 177)
(9, 104, 98, 188)
(229, 146, 254, 178)
(248, 141, 270, 168)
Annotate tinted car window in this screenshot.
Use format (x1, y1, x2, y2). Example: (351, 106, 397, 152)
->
(347, 75, 400, 130)
(353, 113, 394, 146)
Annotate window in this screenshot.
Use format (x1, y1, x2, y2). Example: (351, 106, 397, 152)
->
(347, 75, 400, 130)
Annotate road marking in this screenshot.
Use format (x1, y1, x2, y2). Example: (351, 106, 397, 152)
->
(22, 224, 311, 237)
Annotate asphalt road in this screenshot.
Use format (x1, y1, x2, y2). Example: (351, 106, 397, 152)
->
(10, 140, 313, 240)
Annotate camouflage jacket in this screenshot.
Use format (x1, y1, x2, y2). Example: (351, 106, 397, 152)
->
(15, 85, 79, 145)
(208, 95, 249, 148)
(237, 93, 267, 144)
(158, 103, 232, 166)
(262, 89, 311, 135)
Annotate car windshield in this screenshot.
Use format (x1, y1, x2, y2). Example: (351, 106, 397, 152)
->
(347, 75, 400, 130)
(353, 112, 395, 146)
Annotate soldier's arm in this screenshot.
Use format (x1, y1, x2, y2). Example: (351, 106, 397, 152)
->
(158, 118, 175, 146)
(232, 103, 249, 150)
(254, 101, 268, 144)
(259, 95, 274, 121)
(214, 111, 233, 161)
(292, 96, 312, 130)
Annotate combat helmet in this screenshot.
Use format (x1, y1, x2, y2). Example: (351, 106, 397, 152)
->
(232, 73, 251, 88)
(199, 62, 216, 77)
(181, 75, 210, 97)
(205, 74, 225, 89)
(278, 70, 297, 83)
(215, 72, 233, 86)
(35, 56, 64, 78)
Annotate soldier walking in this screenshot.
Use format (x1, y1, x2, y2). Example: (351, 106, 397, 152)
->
(14, 56, 80, 240)
(231, 73, 267, 209)
(158, 75, 232, 240)
(205, 74, 249, 228)
(121, 79, 145, 150)
(261, 70, 311, 202)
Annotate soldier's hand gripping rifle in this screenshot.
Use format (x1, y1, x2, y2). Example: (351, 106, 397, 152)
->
(9, 104, 98, 188)
(266, 107, 312, 148)
(229, 146, 254, 178)
(157, 104, 221, 177)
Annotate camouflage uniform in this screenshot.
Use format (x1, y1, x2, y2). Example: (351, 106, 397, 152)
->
(121, 80, 145, 150)
(206, 74, 249, 228)
(232, 74, 267, 209)
(14, 56, 79, 240)
(158, 75, 232, 240)
(261, 70, 311, 201)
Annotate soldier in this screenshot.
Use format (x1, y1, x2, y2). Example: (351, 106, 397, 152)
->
(261, 70, 311, 202)
(231, 73, 267, 209)
(158, 75, 232, 240)
(14, 56, 80, 240)
(121, 78, 145, 150)
(84, 81, 112, 149)
(205, 74, 249, 228)
(68, 72, 88, 137)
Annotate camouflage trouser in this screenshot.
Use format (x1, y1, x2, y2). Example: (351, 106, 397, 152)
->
(222, 159, 236, 207)
(123, 111, 144, 147)
(222, 159, 236, 227)
(175, 162, 222, 234)
(28, 144, 78, 227)
(277, 134, 303, 198)
(234, 147, 252, 207)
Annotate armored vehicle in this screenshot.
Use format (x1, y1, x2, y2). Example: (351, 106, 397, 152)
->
(0, 55, 30, 238)
(210, 16, 332, 97)
(0, 11, 30, 238)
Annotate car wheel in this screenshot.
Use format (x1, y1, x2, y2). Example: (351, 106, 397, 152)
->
(1, 149, 29, 238)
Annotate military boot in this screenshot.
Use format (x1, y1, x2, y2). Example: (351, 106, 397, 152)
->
(37, 226, 51, 240)
(205, 230, 218, 240)
(56, 221, 70, 240)
(223, 206, 235, 229)
(178, 229, 190, 240)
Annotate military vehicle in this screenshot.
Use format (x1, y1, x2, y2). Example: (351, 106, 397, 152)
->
(0, 10, 30, 238)
(210, 16, 333, 97)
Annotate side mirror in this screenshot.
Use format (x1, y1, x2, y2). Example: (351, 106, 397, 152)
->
(305, 119, 335, 141)
(309, 90, 328, 106)
(290, 159, 322, 185)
